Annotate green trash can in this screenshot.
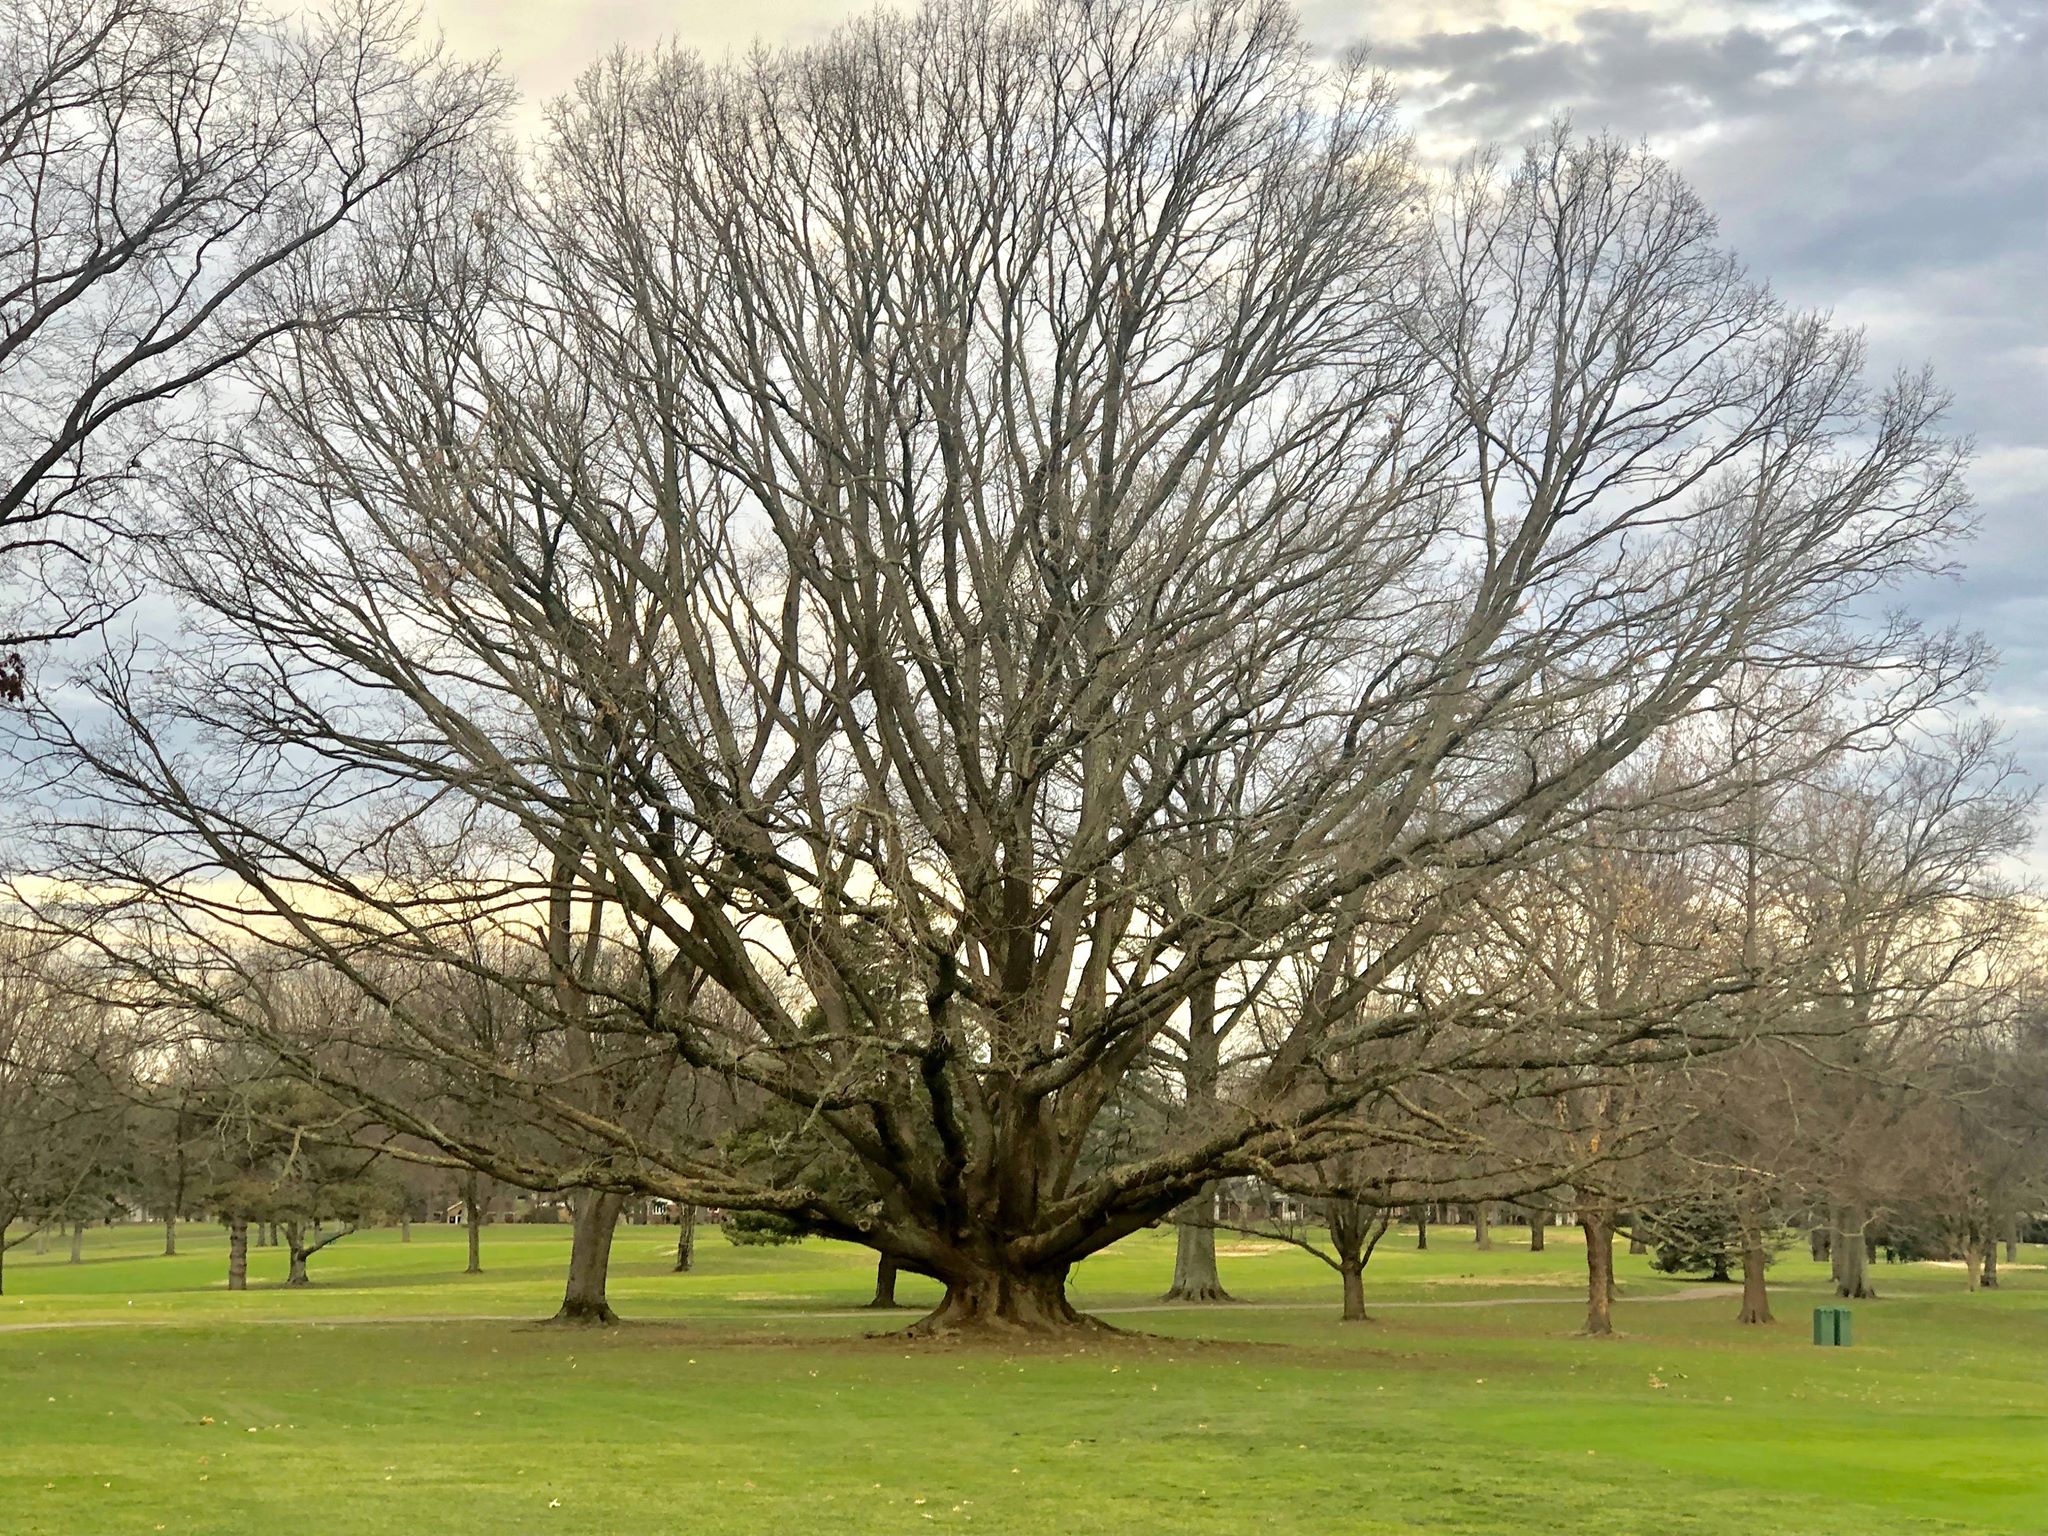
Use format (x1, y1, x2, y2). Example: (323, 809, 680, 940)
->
(1812, 1306, 1852, 1346)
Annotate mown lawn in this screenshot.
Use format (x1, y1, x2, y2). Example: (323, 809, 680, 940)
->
(2, 1221, 2043, 1534)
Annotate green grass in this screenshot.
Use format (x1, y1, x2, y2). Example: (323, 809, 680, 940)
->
(3, 1221, 2044, 1534)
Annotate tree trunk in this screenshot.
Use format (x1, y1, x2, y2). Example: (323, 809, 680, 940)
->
(551, 1190, 624, 1324)
(1339, 1260, 1366, 1322)
(1528, 1211, 1546, 1253)
(1963, 1245, 1982, 1291)
(1162, 1184, 1231, 1302)
(283, 1222, 312, 1286)
(868, 1254, 901, 1309)
(399, 1213, 411, 1243)
(677, 1205, 698, 1270)
(1736, 1240, 1772, 1324)
(227, 1218, 248, 1292)
(1982, 1239, 1999, 1290)
(905, 1264, 1090, 1336)
(34, 1228, 47, 1255)
(1810, 1226, 1829, 1263)
(1414, 1206, 1428, 1250)
(464, 1171, 482, 1275)
(68, 1223, 83, 1264)
(2004, 1221, 2018, 1264)
(163, 1215, 177, 1257)
(1831, 1206, 1875, 1299)
(1472, 1203, 1493, 1250)
(1709, 1252, 1732, 1284)
(1579, 1212, 1615, 1336)
(1627, 1214, 1647, 1256)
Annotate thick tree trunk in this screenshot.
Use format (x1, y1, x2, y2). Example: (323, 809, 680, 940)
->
(1831, 1206, 1876, 1299)
(1737, 1241, 1772, 1324)
(673, 1205, 697, 1273)
(905, 1264, 1093, 1336)
(464, 1171, 482, 1275)
(551, 1190, 624, 1324)
(1579, 1212, 1615, 1337)
(1162, 1185, 1232, 1302)
(1339, 1260, 1366, 1322)
(227, 1218, 248, 1291)
(1472, 1203, 1493, 1250)
(68, 1223, 83, 1263)
(868, 1254, 901, 1309)
(1414, 1206, 1428, 1250)
(283, 1222, 312, 1286)
(1528, 1211, 1546, 1253)
(1982, 1240, 1999, 1289)
(163, 1216, 177, 1257)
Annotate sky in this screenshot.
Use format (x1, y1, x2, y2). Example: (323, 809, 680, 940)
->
(422, 0, 2047, 834)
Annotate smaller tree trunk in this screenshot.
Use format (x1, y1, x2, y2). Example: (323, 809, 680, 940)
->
(1810, 1226, 1829, 1263)
(1339, 1260, 1366, 1322)
(551, 1190, 624, 1324)
(1627, 1214, 1647, 1256)
(1962, 1245, 1982, 1291)
(673, 1204, 697, 1273)
(163, 1215, 177, 1257)
(1162, 1184, 1232, 1302)
(1982, 1239, 1999, 1289)
(68, 1223, 83, 1264)
(283, 1222, 312, 1286)
(399, 1213, 411, 1243)
(227, 1218, 249, 1292)
(868, 1254, 901, 1309)
(1831, 1206, 1876, 1299)
(1472, 1203, 1493, 1250)
(2003, 1221, 2018, 1264)
(1528, 1210, 1546, 1253)
(1414, 1206, 1428, 1251)
(1736, 1240, 1772, 1324)
(1580, 1211, 1616, 1337)
(34, 1228, 47, 1255)
(464, 1171, 482, 1275)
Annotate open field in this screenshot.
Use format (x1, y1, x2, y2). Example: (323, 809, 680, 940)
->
(2, 1223, 2044, 1534)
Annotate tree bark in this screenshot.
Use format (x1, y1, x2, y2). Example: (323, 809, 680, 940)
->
(1528, 1210, 1546, 1253)
(1472, 1203, 1493, 1250)
(2004, 1221, 2018, 1264)
(1982, 1239, 1999, 1290)
(1162, 1184, 1232, 1302)
(1810, 1226, 1829, 1263)
(284, 1222, 312, 1287)
(905, 1264, 1091, 1336)
(1579, 1212, 1616, 1336)
(868, 1254, 901, 1309)
(464, 1171, 482, 1275)
(399, 1213, 411, 1243)
(68, 1222, 82, 1264)
(551, 1190, 624, 1324)
(1414, 1206, 1428, 1251)
(1736, 1240, 1772, 1324)
(677, 1205, 698, 1271)
(1963, 1245, 1982, 1291)
(163, 1215, 177, 1257)
(1627, 1214, 1648, 1256)
(227, 1218, 248, 1292)
(1339, 1260, 1366, 1322)
(1831, 1205, 1876, 1299)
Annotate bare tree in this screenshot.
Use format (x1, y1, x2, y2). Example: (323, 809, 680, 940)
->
(0, 0, 505, 652)
(16, 0, 1986, 1333)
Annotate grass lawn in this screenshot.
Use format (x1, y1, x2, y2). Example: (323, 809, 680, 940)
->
(2, 1220, 2043, 1534)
